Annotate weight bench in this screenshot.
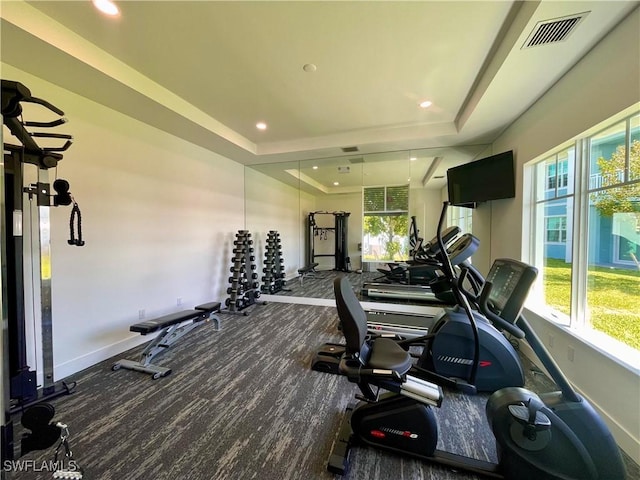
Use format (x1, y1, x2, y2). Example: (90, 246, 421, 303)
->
(112, 301, 221, 379)
(297, 262, 319, 286)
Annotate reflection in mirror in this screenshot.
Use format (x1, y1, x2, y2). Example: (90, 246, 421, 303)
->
(299, 156, 363, 272)
(244, 144, 490, 297)
(362, 151, 411, 270)
(244, 161, 301, 282)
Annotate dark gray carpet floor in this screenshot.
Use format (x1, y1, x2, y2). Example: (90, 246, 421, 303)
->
(7, 277, 638, 480)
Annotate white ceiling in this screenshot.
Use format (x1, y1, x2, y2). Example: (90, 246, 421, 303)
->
(1, 0, 638, 190)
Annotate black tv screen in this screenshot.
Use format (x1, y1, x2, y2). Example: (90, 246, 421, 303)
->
(447, 150, 515, 207)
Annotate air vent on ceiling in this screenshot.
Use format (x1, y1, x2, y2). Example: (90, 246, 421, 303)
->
(522, 12, 589, 49)
(348, 157, 365, 164)
(341, 146, 359, 153)
(338, 166, 350, 174)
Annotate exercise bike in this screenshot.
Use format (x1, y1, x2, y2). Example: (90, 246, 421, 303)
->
(327, 203, 627, 479)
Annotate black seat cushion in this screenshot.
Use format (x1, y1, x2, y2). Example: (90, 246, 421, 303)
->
(369, 337, 412, 374)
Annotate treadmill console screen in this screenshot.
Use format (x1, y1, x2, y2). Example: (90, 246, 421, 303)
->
(484, 259, 538, 324)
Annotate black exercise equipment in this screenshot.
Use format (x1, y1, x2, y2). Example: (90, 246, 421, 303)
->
(327, 204, 627, 479)
(112, 302, 221, 379)
(376, 204, 526, 393)
(362, 231, 483, 305)
(225, 230, 264, 315)
(319, 205, 524, 393)
(306, 211, 350, 272)
(17, 404, 84, 478)
(311, 308, 443, 374)
(374, 219, 460, 285)
(408, 257, 530, 393)
(52, 178, 85, 247)
(2, 80, 82, 464)
(20, 403, 61, 456)
(261, 231, 288, 294)
(313, 260, 525, 393)
(297, 262, 319, 285)
(51, 421, 84, 479)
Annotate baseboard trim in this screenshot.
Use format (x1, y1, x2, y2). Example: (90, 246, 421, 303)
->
(52, 334, 149, 382)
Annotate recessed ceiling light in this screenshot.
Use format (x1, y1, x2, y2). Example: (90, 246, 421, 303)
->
(410, 156, 417, 161)
(333, 181, 339, 186)
(419, 100, 432, 109)
(256, 122, 267, 130)
(303, 63, 317, 73)
(93, 0, 120, 16)
(312, 166, 318, 170)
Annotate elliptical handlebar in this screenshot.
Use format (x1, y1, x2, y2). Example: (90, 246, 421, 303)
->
(477, 282, 526, 339)
(436, 202, 481, 386)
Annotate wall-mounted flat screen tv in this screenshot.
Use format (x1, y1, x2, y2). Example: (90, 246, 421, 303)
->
(447, 150, 515, 207)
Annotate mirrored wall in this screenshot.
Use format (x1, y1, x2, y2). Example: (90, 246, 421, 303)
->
(245, 144, 491, 295)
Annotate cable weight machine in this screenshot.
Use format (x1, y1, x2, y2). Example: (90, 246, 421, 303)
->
(2, 80, 84, 466)
(306, 211, 350, 272)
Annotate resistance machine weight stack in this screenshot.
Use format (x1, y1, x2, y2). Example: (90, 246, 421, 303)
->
(225, 230, 263, 315)
(260, 231, 288, 294)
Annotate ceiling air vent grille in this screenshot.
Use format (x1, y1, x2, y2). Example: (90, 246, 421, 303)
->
(341, 146, 359, 153)
(522, 12, 588, 49)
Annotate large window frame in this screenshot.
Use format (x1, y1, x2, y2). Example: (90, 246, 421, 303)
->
(528, 111, 640, 350)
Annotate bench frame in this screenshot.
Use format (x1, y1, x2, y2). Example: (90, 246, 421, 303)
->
(112, 302, 220, 379)
(297, 262, 319, 286)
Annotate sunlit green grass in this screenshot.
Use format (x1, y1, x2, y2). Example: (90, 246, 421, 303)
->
(544, 258, 640, 350)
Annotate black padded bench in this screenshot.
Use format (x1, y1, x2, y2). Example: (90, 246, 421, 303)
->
(112, 302, 221, 379)
(297, 263, 319, 286)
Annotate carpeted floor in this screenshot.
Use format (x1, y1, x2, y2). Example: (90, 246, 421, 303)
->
(7, 272, 638, 480)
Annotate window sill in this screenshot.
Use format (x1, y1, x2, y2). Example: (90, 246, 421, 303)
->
(523, 305, 640, 376)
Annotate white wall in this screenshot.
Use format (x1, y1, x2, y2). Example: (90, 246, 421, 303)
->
(244, 167, 305, 280)
(487, 8, 640, 461)
(2, 64, 246, 380)
(410, 187, 444, 241)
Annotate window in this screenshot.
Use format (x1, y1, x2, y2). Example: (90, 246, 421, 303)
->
(363, 185, 409, 262)
(448, 205, 473, 234)
(546, 216, 567, 243)
(546, 159, 568, 190)
(529, 112, 640, 350)
(533, 147, 575, 321)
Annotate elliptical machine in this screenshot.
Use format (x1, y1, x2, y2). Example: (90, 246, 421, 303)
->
(407, 252, 531, 393)
(327, 202, 627, 479)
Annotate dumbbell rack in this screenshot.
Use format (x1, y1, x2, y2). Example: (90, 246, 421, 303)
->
(225, 230, 261, 315)
(261, 231, 287, 294)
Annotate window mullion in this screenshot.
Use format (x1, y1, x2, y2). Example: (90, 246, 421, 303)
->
(624, 117, 631, 183)
(570, 138, 589, 331)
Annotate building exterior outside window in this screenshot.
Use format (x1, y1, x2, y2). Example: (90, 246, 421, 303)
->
(529, 112, 639, 350)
